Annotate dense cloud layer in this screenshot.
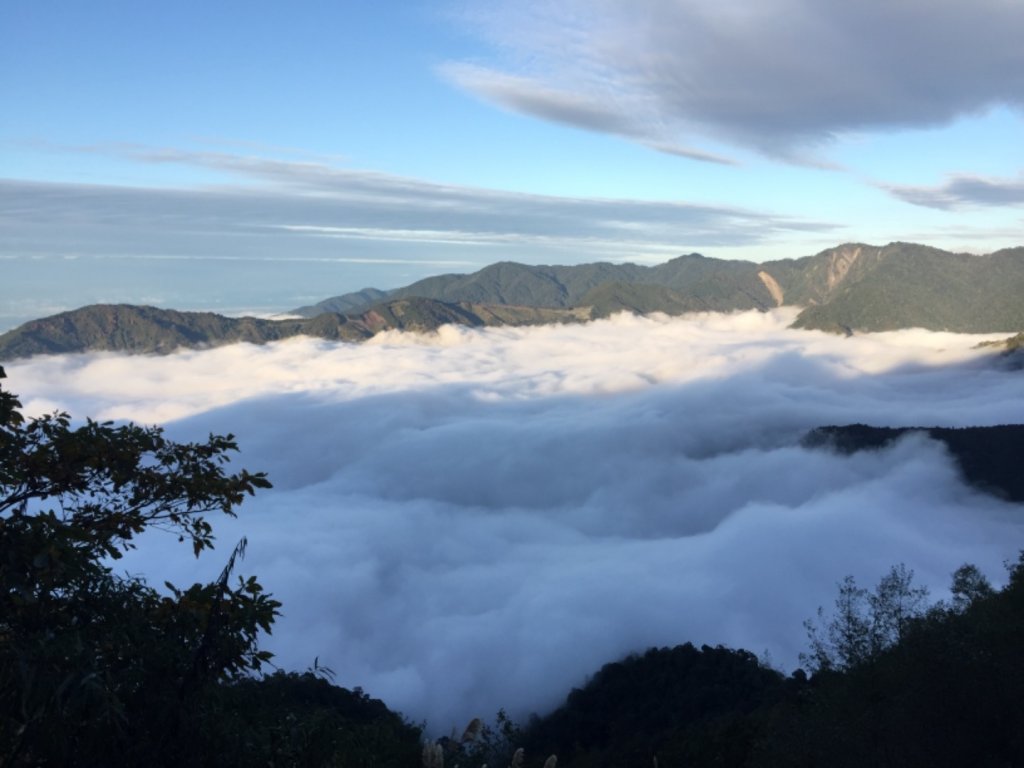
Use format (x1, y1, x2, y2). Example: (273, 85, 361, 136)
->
(448, 0, 1024, 159)
(8, 310, 1024, 731)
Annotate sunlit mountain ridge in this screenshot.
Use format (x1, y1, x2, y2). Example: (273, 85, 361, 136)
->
(3, 242, 1024, 359)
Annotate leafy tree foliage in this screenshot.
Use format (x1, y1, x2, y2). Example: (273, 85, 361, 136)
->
(759, 556, 1024, 767)
(434, 709, 525, 768)
(0, 366, 421, 766)
(0, 365, 277, 763)
(200, 671, 423, 767)
(801, 564, 929, 672)
(948, 562, 995, 611)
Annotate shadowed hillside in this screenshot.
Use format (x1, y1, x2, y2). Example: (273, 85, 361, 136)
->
(803, 424, 1024, 501)
(0, 301, 589, 358)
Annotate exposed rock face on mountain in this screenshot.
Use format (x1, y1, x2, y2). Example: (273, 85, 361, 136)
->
(788, 244, 1024, 333)
(2, 241, 1023, 358)
(295, 242, 1024, 334)
(757, 270, 785, 306)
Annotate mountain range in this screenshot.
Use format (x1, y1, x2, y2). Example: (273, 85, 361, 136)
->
(2, 241, 1023, 358)
(294, 241, 1024, 331)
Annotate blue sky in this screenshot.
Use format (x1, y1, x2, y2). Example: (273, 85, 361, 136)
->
(2, 0, 1023, 327)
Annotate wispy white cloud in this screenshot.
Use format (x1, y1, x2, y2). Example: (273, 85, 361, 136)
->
(0, 147, 837, 329)
(270, 224, 693, 258)
(442, 63, 737, 165)
(7, 312, 1022, 731)
(446, 0, 1024, 160)
(0, 148, 836, 262)
(884, 172, 1024, 210)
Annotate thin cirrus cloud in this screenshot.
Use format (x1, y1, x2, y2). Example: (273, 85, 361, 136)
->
(885, 172, 1024, 210)
(0, 148, 835, 260)
(8, 311, 1024, 732)
(0, 147, 837, 329)
(444, 0, 1024, 160)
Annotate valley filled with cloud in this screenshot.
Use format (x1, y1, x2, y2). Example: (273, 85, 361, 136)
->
(7, 309, 1023, 731)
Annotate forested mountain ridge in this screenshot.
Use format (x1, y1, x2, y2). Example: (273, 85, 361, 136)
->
(295, 252, 777, 318)
(2, 242, 1023, 358)
(0, 300, 589, 358)
(297, 241, 1024, 332)
(789, 243, 1024, 332)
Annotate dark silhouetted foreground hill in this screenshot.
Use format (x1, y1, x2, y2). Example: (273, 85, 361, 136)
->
(502, 556, 1024, 768)
(519, 644, 789, 768)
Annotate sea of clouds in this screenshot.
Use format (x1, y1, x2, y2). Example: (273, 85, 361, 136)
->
(7, 308, 1024, 731)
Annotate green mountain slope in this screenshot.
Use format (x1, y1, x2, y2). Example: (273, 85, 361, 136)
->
(647, 253, 775, 310)
(292, 287, 390, 316)
(294, 254, 776, 317)
(296, 260, 653, 316)
(295, 242, 1024, 334)
(0, 305, 322, 357)
(5, 242, 1024, 357)
(790, 243, 1024, 332)
(0, 300, 590, 359)
(582, 282, 708, 318)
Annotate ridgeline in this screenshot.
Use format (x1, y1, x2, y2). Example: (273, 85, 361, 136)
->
(3, 242, 1024, 358)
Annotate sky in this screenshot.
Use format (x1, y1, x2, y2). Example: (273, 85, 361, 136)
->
(2, 0, 1024, 329)
(7, 312, 1024, 731)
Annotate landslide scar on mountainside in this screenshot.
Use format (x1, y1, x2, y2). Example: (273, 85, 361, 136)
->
(757, 271, 784, 307)
(827, 245, 861, 292)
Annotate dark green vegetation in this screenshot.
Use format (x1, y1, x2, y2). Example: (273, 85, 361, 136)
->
(480, 560, 1024, 768)
(3, 242, 1023, 358)
(0, 300, 588, 358)
(384, 256, 774, 315)
(789, 243, 1024, 333)
(294, 252, 778, 321)
(1003, 332, 1024, 351)
(978, 331, 1024, 369)
(299, 242, 1024, 332)
(804, 423, 1024, 501)
(0, 367, 420, 766)
(519, 644, 788, 768)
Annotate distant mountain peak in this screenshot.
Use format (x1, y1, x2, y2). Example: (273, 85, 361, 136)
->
(2, 241, 1023, 358)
